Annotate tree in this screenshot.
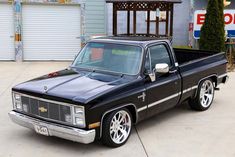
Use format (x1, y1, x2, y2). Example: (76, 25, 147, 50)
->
(199, 0, 225, 52)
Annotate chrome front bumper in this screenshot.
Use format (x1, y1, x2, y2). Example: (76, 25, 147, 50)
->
(9, 111, 96, 144)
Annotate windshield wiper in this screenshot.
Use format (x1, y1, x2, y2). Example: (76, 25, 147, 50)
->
(69, 66, 94, 73)
(70, 66, 124, 77)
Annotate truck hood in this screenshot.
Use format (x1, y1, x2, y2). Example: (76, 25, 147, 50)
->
(14, 69, 132, 103)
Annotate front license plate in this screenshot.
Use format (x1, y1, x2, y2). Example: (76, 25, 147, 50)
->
(34, 125, 49, 136)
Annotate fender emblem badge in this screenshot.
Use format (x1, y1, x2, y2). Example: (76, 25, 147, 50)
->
(138, 92, 146, 102)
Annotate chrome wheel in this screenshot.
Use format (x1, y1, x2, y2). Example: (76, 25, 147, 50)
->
(109, 110, 131, 144)
(200, 80, 214, 108)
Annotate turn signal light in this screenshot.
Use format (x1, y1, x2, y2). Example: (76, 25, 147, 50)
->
(88, 122, 100, 129)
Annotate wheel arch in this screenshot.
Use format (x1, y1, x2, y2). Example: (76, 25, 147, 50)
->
(99, 103, 138, 138)
(193, 74, 218, 98)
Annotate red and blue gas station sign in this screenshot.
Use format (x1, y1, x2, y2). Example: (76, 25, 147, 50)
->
(194, 10, 235, 39)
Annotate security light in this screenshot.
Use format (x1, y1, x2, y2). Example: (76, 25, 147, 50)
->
(224, 0, 231, 7)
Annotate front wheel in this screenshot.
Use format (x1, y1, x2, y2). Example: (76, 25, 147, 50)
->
(102, 108, 132, 147)
(189, 79, 215, 111)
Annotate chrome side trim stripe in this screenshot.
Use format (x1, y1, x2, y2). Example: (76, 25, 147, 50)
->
(137, 85, 198, 112)
(148, 93, 180, 108)
(182, 85, 198, 94)
(218, 73, 227, 79)
(137, 74, 227, 112)
(137, 106, 148, 112)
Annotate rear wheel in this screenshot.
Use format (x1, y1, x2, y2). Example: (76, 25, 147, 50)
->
(102, 108, 132, 147)
(189, 79, 215, 111)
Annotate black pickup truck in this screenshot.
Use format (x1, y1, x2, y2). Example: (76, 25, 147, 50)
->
(9, 37, 228, 147)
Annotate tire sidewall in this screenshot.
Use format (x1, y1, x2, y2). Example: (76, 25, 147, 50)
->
(197, 79, 215, 110)
(102, 108, 132, 147)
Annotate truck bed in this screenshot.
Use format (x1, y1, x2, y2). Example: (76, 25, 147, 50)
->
(173, 48, 216, 65)
(173, 48, 227, 104)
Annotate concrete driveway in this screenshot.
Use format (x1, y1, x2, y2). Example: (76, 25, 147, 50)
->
(0, 62, 235, 157)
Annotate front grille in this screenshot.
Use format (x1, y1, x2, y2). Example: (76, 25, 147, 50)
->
(21, 96, 72, 124)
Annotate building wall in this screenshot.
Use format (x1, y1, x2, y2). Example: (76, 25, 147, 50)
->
(1, 0, 234, 61)
(0, 0, 106, 61)
(172, 0, 190, 46)
(107, 0, 191, 46)
(85, 0, 106, 36)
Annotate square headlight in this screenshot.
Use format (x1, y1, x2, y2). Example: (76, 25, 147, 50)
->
(13, 93, 22, 111)
(73, 106, 85, 128)
(14, 94, 21, 101)
(74, 106, 84, 115)
(75, 117, 84, 126)
(15, 101, 22, 110)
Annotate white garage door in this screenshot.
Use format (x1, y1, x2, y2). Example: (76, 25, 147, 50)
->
(22, 5, 81, 60)
(0, 4, 14, 60)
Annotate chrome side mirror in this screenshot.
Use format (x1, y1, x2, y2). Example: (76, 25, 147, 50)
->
(155, 63, 169, 74)
(149, 63, 169, 82)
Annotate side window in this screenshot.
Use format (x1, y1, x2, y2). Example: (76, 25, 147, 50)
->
(149, 44, 172, 70)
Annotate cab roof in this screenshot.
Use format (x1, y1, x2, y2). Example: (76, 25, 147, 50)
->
(89, 36, 171, 47)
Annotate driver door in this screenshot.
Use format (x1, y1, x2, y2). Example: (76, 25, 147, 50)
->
(144, 43, 181, 117)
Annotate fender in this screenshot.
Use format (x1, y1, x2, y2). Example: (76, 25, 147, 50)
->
(193, 74, 218, 98)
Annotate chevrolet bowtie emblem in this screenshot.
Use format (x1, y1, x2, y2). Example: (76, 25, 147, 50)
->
(38, 107, 48, 113)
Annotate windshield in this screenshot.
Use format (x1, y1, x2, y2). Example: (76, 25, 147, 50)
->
(72, 42, 143, 75)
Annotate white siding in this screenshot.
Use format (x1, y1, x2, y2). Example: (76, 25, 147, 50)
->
(85, 0, 106, 36)
(22, 5, 81, 60)
(0, 4, 14, 60)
